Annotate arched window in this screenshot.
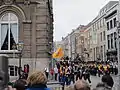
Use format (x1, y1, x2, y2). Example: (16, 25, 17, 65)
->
(0, 13, 19, 50)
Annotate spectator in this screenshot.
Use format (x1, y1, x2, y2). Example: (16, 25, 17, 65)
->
(54, 65, 58, 81)
(101, 74, 114, 88)
(66, 85, 74, 90)
(74, 80, 91, 90)
(6, 86, 13, 90)
(83, 68, 91, 84)
(94, 74, 114, 90)
(50, 68, 54, 80)
(14, 79, 27, 90)
(44, 67, 49, 80)
(26, 71, 50, 90)
(95, 82, 111, 90)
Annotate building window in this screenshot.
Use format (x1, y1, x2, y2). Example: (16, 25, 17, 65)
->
(100, 19, 102, 27)
(107, 35, 110, 49)
(113, 18, 116, 27)
(107, 22, 109, 30)
(94, 23, 96, 30)
(96, 47, 99, 58)
(9, 65, 18, 76)
(9, 66, 14, 76)
(15, 66, 18, 76)
(104, 45, 106, 60)
(100, 32, 102, 41)
(101, 46, 103, 60)
(111, 34, 113, 48)
(103, 31, 105, 40)
(97, 21, 99, 29)
(103, 18, 105, 26)
(110, 20, 113, 29)
(93, 24, 95, 31)
(0, 13, 19, 50)
(114, 32, 117, 49)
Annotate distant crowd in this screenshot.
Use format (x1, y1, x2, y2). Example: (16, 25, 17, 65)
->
(6, 68, 114, 90)
(4, 60, 116, 90)
(44, 60, 118, 85)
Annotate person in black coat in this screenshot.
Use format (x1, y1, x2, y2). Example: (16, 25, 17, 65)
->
(83, 68, 91, 83)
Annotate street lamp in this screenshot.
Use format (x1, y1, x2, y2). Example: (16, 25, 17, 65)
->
(17, 41, 24, 78)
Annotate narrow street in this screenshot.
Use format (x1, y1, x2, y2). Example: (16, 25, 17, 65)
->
(47, 75, 118, 90)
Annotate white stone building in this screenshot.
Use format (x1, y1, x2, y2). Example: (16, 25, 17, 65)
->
(62, 34, 71, 59)
(105, 2, 118, 62)
(90, 1, 118, 61)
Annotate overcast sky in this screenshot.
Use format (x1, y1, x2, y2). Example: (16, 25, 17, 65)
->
(53, 0, 118, 41)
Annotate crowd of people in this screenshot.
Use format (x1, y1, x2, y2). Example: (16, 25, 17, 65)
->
(3, 60, 117, 90)
(44, 60, 118, 86)
(67, 74, 114, 90)
(6, 69, 114, 90)
(6, 71, 50, 90)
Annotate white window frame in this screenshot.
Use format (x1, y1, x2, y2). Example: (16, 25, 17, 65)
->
(0, 13, 18, 51)
(9, 65, 18, 76)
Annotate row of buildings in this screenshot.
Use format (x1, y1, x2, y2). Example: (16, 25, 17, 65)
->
(61, 1, 119, 62)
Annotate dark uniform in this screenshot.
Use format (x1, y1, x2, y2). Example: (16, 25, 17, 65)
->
(83, 68, 91, 83)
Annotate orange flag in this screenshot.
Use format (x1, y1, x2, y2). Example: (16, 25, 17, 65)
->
(52, 47, 64, 58)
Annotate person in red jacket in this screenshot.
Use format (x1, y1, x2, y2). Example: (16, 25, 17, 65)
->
(50, 68, 54, 80)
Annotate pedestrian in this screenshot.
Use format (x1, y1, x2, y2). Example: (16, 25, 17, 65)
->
(21, 72, 28, 80)
(76, 67, 82, 81)
(44, 67, 49, 80)
(114, 65, 118, 75)
(94, 74, 114, 90)
(26, 71, 50, 90)
(14, 79, 27, 90)
(50, 68, 54, 80)
(83, 68, 91, 84)
(74, 80, 91, 90)
(98, 64, 103, 77)
(70, 67, 75, 84)
(101, 74, 114, 88)
(54, 65, 58, 81)
(61, 72, 66, 86)
(6, 86, 13, 90)
(66, 68, 70, 85)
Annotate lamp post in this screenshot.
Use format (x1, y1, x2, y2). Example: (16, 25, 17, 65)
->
(17, 41, 24, 78)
